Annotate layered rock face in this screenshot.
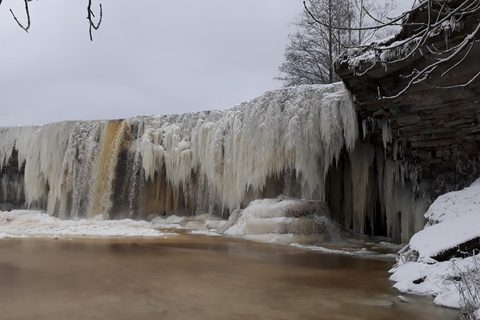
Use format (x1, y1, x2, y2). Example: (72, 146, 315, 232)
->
(336, 0, 480, 196)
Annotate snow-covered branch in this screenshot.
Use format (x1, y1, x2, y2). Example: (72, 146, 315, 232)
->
(336, 0, 480, 99)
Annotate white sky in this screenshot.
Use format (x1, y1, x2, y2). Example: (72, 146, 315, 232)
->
(0, 0, 413, 127)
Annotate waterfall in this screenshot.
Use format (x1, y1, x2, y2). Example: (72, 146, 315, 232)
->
(0, 82, 427, 241)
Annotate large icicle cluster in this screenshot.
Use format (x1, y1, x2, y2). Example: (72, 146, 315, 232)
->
(0, 83, 357, 219)
(135, 83, 357, 214)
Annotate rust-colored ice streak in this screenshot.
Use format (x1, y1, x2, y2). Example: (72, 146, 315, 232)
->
(88, 121, 128, 219)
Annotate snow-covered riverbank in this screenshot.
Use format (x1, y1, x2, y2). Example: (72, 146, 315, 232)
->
(390, 178, 480, 316)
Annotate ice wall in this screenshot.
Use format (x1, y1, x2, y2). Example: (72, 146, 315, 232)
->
(0, 82, 427, 241)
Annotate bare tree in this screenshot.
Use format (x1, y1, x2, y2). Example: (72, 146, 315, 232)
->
(277, 0, 396, 86)
(0, 0, 103, 41)
(333, 0, 480, 99)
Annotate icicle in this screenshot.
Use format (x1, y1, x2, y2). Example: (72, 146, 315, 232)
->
(381, 119, 392, 151)
(348, 143, 375, 233)
(132, 82, 357, 213)
(362, 119, 368, 139)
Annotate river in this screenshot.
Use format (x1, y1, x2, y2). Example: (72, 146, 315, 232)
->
(0, 234, 458, 320)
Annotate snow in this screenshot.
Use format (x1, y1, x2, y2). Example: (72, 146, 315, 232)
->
(425, 178, 480, 224)
(410, 212, 480, 261)
(0, 210, 173, 238)
(389, 177, 480, 313)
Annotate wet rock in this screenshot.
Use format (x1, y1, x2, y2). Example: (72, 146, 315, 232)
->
(413, 276, 426, 284)
(432, 237, 480, 262)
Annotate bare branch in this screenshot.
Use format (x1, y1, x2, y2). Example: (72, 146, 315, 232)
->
(379, 20, 480, 99)
(9, 0, 31, 33)
(303, 0, 427, 32)
(87, 0, 103, 41)
(441, 41, 475, 77)
(433, 70, 480, 89)
(3, 0, 104, 40)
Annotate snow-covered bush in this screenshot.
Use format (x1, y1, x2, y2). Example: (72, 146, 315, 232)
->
(451, 253, 480, 320)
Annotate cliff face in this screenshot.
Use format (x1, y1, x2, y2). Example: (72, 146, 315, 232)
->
(336, 0, 480, 196)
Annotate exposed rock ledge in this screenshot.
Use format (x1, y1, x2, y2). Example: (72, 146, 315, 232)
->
(336, 0, 480, 197)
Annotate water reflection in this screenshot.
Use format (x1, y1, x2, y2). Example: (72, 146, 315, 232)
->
(0, 235, 457, 320)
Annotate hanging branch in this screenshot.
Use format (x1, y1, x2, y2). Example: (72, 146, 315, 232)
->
(87, 0, 103, 41)
(0, 0, 104, 40)
(9, 0, 31, 33)
(379, 16, 480, 98)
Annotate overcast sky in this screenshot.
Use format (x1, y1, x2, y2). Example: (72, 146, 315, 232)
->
(0, 0, 412, 127)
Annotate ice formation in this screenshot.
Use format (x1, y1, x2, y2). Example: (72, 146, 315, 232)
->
(218, 197, 336, 244)
(0, 83, 427, 241)
(0, 210, 169, 238)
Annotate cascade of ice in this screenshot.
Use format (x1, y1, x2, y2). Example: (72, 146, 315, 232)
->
(0, 82, 427, 241)
(132, 83, 358, 216)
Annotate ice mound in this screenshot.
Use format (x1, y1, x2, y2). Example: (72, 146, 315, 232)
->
(217, 197, 342, 244)
(150, 197, 344, 244)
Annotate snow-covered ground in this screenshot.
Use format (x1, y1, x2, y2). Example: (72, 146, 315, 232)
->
(390, 178, 480, 315)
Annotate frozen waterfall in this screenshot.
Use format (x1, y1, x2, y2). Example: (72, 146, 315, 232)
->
(0, 83, 427, 242)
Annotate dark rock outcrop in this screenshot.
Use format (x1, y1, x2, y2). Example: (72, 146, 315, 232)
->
(336, 0, 480, 197)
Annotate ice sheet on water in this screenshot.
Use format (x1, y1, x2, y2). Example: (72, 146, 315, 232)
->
(0, 210, 173, 238)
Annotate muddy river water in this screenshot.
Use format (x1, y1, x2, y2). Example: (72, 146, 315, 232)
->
(0, 234, 457, 320)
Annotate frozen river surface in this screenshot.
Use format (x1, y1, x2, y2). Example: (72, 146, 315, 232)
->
(0, 233, 458, 320)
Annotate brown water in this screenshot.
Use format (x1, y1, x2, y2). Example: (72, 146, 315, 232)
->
(0, 234, 457, 320)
